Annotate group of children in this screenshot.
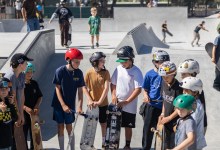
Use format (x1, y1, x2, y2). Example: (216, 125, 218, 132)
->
(0, 53, 42, 150)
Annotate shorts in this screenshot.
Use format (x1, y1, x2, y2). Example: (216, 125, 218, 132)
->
(99, 105, 108, 123)
(53, 109, 75, 124)
(90, 27, 100, 35)
(121, 111, 136, 128)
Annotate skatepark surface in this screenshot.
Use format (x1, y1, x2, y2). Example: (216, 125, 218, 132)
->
(0, 7, 220, 149)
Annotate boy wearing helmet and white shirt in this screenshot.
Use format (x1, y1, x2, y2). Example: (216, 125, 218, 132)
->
(141, 50, 170, 150)
(158, 61, 183, 149)
(51, 48, 92, 150)
(111, 46, 143, 150)
(23, 62, 43, 150)
(178, 59, 207, 134)
(84, 52, 110, 149)
(179, 77, 207, 150)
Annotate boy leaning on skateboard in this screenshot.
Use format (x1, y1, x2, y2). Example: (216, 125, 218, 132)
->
(172, 94, 197, 150)
(51, 48, 92, 150)
(0, 77, 18, 150)
(211, 24, 220, 91)
(158, 61, 183, 149)
(84, 52, 110, 149)
(23, 62, 43, 150)
(111, 46, 143, 150)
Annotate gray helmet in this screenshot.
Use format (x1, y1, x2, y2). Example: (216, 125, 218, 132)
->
(116, 46, 135, 62)
(152, 50, 170, 62)
(90, 52, 106, 67)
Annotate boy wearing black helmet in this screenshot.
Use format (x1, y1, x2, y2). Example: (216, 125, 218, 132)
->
(84, 52, 110, 149)
(141, 50, 170, 150)
(0, 77, 18, 150)
(111, 46, 143, 150)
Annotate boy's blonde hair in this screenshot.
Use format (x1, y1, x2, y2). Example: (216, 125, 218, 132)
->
(91, 7, 97, 12)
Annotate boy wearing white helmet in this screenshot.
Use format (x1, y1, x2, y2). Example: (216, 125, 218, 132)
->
(141, 50, 170, 150)
(158, 61, 183, 149)
(179, 77, 207, 150)
(178, 59, 207, 134)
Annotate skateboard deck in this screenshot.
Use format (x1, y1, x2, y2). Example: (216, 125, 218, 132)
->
(30, 114, 43, 150)
(205, 42, 220, 70)
(80, 107, 99, 150)
(105, 104, 122, 149)
(166, 30, 173, 36)
(67, 24, 72, 47)
(14, 125, 27, 150)
(151, 124, 164, 150)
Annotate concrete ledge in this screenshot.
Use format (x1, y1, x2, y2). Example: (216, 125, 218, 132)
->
(0, 29, 55, 80)
(0, 22, 4, 32)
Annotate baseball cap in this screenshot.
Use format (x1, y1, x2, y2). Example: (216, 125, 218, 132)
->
(10, 53, 33, 67)
(116, 58, 129, 63)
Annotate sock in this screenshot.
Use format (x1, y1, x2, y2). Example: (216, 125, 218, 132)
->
(69, 134, 75, 150)
(58, 136, 64, 150)
(126, 140, 131, 147)
(102, 137, 105, 145)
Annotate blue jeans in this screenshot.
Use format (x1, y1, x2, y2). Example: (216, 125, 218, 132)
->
(27, 18, 40, 32)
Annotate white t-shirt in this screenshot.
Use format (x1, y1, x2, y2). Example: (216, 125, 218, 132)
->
(15, 1, 22, 10)
(111, 65, 143, 114)
(191, 99, 207, 149)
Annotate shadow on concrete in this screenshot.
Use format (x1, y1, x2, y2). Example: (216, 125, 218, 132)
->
(138, 45, 153, 55)
(37, 53, 66, 141)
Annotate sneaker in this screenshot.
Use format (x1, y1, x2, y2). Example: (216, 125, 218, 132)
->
(196, 43, 201, 47)
(91, 45, 94, 49)
(96, 42, 99, 47)
(123, 145, 131, 150)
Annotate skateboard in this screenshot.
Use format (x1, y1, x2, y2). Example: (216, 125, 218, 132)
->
(166, 30, 173, 36)
(205, 42, 220, 70)
(105, 104, 122, 149)
(14, 125, 27, 150)
(67, 23, 72, 47)
(151, 124, 165, 150)
(80, 107, 99, 150)
(30, 114, 44, 150)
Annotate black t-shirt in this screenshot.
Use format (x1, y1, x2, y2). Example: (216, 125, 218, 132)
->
(162, 23, 167, 32)
(161, 79, 183, 131)
(22, 0, 37, 18)
(24, 79, 43, 109)
(54, 6, 73, 24)
(194, 24, 202, 33)
(199, 90, 207, 127)
(0, 98, 18, 148)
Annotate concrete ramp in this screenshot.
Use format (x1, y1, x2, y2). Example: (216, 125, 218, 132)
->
(113, 23, 169, 55)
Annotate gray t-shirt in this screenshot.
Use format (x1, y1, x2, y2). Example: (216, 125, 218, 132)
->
(4, 69, 25, 112)
(175, 116, 197, 150)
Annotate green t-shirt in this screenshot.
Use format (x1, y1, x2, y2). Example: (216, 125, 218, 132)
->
(88, 16, 101, 29)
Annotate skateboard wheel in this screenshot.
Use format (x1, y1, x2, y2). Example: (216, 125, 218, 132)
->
(34, 123, 39, 129)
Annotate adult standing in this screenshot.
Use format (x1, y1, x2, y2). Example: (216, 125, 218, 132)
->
(21, 0, 40, 32)
(191, 21, 208, 47)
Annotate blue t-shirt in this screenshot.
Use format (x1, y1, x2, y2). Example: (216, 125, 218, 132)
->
(51, 65, 85, 111)
(142, 69, 163, 109)
(214, 35, 220, 47)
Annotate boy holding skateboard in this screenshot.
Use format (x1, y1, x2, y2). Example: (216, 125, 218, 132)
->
(88, 7, 101, 49)
(141, 50, 170, 150)
(111, 46, 143, 150)
(0, 77, 18, 150)
(84, 52, 110, 149)
(172, 94, 197, 150)
(211, 24, 220, 91)
(49, 0, 73, 48)
(51, 48, 92, 150)
(158, 61, 182, 149)
(179, 77, 207, 149)
(23, 62, 43, 150)
(162, 20, 173, 43)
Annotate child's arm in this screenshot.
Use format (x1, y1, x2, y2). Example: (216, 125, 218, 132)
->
(49, 13, 57, 23)
(33, 97, 42, 115)
(82, 86, 93, 109)
(94, 80, 109, 106)
(77, 87, 83, 113)
(55, 84, 70, 113)
(111, 83, 117, 105)
(161, 109, 178, 124)
(173, 132, 195, 150)
(143, 89, 150, 103)
(212, 45, 217, 64)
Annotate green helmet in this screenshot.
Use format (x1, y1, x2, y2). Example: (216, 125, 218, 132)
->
(173, 94, 195, 110)
(25, 62, 35, 73)
(217, 23, 220, 31)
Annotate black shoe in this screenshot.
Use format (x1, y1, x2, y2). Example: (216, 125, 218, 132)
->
(96, 42, 99, 47)
(213, 85, 220, 91)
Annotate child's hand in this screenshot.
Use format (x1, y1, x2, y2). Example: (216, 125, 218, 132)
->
(112, 97, 118, 105)
(24, 106, 34, 115)
(143, 95, 150, 103)
(88, 100, 94, 109)
(77, 107, 83, 114)
(62, 104, 71, 113)
(93, 101, 101, 107)
(161, 116, 171, 124)
(33, 108, 39, 115)
(0, 102, 7, 112)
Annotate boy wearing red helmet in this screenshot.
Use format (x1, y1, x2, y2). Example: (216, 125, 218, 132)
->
(51, 48, 92, 150)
